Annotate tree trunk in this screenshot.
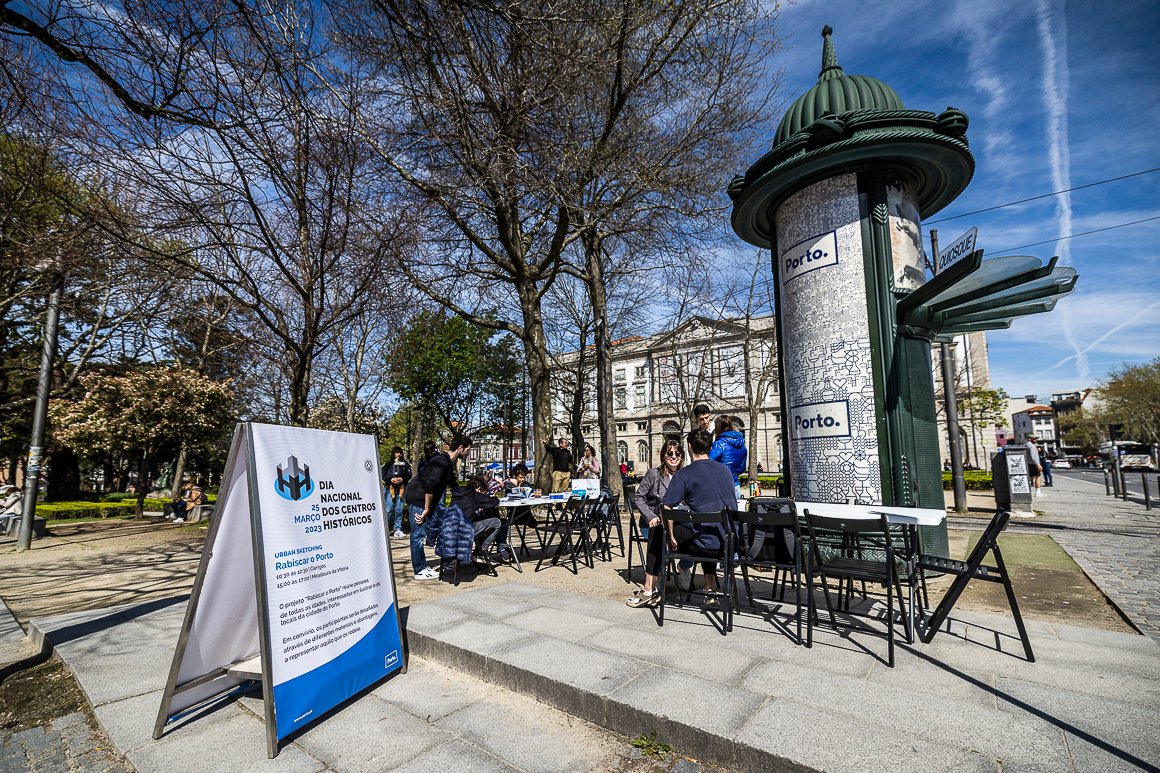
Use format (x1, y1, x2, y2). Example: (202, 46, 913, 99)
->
(135, 450, 150, 517)
(288, 347, 314, 426)
(584, 235, 622, 499)
(170, 444, 187, 498)
(569, 335, 588, 455)
(46, 447, 81, 501)
(516, 285, 556, 494)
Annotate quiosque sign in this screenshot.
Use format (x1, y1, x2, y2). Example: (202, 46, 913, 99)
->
(154, 423, 405, 758)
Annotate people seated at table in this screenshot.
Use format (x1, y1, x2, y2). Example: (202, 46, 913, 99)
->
(497, 464, 533, 561)
(634, 438, 692, 587)
(450, 475, 502, 565)
(627, 428, 737, 609)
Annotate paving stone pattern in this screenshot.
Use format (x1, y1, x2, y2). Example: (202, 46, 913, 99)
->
(1000, 472, 1160, 642)
(0, 713, 129, 773)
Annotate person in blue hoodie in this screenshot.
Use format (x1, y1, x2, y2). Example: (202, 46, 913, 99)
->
(709, 416, 747, 493)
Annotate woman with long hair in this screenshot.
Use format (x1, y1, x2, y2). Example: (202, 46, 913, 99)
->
(575, 442, 601, 479)
(632, 438, 683, 541)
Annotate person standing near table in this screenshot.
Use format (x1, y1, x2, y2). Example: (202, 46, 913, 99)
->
(382, 446, 411, 539)
(709, 415, 748, 497)
(1041, 447, 1053, 487)
(576, 443, 601, 479)
(627, 428, 736, 608)
(404, 433, 473, 580)
(545, 437, 573, 493)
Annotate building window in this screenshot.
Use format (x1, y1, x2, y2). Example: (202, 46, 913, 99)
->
(634, 383, 646, 408)
(637, 440, 649, 463)
(617, 441, 628, 463)
(614, 386, 627, 410)
(614, 368, 626, 383)
(636, 422, 647, 431)
(634, 365, 646, 379)
(662, 420, 681, 441)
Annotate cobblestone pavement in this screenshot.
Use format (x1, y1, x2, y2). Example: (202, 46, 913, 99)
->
(0, 712, 129, 773)
(1007, 471, 1160, 642)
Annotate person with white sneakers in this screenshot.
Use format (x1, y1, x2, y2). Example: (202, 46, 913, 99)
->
(382, 446, 411, 539)
(403, 434, 473, 580)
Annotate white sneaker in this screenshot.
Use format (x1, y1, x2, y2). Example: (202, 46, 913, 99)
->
(392, 529, 405, 539)
(414, 567, 439, 580)
(678, 564, 693, 592)
(173, 518, 184, 523)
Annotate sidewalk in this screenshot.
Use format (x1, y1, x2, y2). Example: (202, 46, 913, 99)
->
(1009, 472, 1160, 641)
(28, 581, 1160, 772)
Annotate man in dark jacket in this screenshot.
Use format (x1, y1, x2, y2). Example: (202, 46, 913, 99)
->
(404, 434, 472, 580)
(547, 436, 575, 489)
(382, 447, 411, 539)
(544, 437, 573, 494)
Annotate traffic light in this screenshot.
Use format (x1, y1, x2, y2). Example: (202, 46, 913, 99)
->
(1109, 424, 1124, 441)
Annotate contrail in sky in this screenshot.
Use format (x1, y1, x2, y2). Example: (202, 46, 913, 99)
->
(1034, 0, 1085, 382)
(1038, 298, 1160, 374)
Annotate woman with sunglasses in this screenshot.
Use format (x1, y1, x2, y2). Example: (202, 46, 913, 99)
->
(629, 439, 686, 598)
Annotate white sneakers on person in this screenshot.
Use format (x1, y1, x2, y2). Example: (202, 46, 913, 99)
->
(392, 529, 405, 539)
(414, 566, 439, 581)
(173, 518, 184, 523)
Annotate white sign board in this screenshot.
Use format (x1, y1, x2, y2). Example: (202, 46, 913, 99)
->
(155, 423, 405, 758)
(937, 227, 978, 273)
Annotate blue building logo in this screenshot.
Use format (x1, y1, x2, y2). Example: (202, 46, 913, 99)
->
(275, 455, 314, 501)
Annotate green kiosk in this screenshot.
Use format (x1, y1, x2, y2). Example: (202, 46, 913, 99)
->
(729, 26, 1077, 555)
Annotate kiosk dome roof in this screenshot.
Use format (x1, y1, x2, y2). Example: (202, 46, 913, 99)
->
(774, 26, 905, 148)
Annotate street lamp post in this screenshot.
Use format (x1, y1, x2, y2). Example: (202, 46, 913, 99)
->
(18, 268, 65, 551)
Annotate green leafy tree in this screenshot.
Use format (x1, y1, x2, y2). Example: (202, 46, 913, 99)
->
(50, 367, 235, 515)
(1056, 406, 1108, 455)
(1099, 358, 1160, 447)
(385, 311, 502, 434)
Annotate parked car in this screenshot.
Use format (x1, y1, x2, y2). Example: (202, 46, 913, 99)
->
(1052, 458, 1071, 469)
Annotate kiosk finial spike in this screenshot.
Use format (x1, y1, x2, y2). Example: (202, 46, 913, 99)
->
(819, 25, 844, 83)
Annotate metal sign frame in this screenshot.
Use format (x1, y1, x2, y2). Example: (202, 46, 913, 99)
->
(152, 422, 407, 758)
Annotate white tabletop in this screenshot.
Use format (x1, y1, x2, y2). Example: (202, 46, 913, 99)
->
(795, 501, 947, 526)
(496, 496, 570, 508)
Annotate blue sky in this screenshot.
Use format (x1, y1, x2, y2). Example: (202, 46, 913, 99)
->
(762, 0, 1160, 401)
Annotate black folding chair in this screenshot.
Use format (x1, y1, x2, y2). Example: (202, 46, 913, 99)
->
(731, 498, 806, 645)
(657, 507, 734, 634)
(590, 494, 623, 562)
(803, 509, 907, 667)
(625, 495, 650, 582)
(918, 509, 1035, 662)
(534, 497, 595, 574)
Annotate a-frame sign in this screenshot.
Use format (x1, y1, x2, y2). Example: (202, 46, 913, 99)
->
(153, 422, 407, 757)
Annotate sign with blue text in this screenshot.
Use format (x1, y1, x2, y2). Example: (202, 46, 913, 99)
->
(154, 422, 405, 758)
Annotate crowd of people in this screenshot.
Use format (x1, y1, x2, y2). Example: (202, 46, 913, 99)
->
(388, 402, 755, 587)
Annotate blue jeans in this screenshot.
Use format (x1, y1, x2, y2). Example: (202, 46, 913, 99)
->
(408, 504, 430, 573)
(386, 491, 405, 532)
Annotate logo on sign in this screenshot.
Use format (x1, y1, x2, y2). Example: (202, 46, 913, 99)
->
(781, 231, 839, 282)
(275, 455, 315, 501)
(789, 400, 851, 439)
(385, 650, 399, 669)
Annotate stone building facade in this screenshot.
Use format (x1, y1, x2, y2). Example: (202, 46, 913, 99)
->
(548, 315, 784, 474)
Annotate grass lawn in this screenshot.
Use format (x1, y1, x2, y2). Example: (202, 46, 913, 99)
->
(927, 530, 1133, 632)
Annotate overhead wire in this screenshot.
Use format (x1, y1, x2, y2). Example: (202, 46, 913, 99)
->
(988, 214, 1160, 255)
(926, 166, 1160, 225)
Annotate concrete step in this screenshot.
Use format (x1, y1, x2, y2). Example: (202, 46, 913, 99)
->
(405, 581, 1160, 773)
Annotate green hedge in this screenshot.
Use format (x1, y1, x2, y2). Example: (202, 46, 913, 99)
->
(942, 471, 993, 490)
(35, 498, 171, 519)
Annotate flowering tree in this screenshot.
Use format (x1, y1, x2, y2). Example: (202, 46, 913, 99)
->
(51, 367, 234, 515)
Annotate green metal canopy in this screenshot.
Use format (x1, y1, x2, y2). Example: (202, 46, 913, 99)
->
(898, 252, 1079, 339)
